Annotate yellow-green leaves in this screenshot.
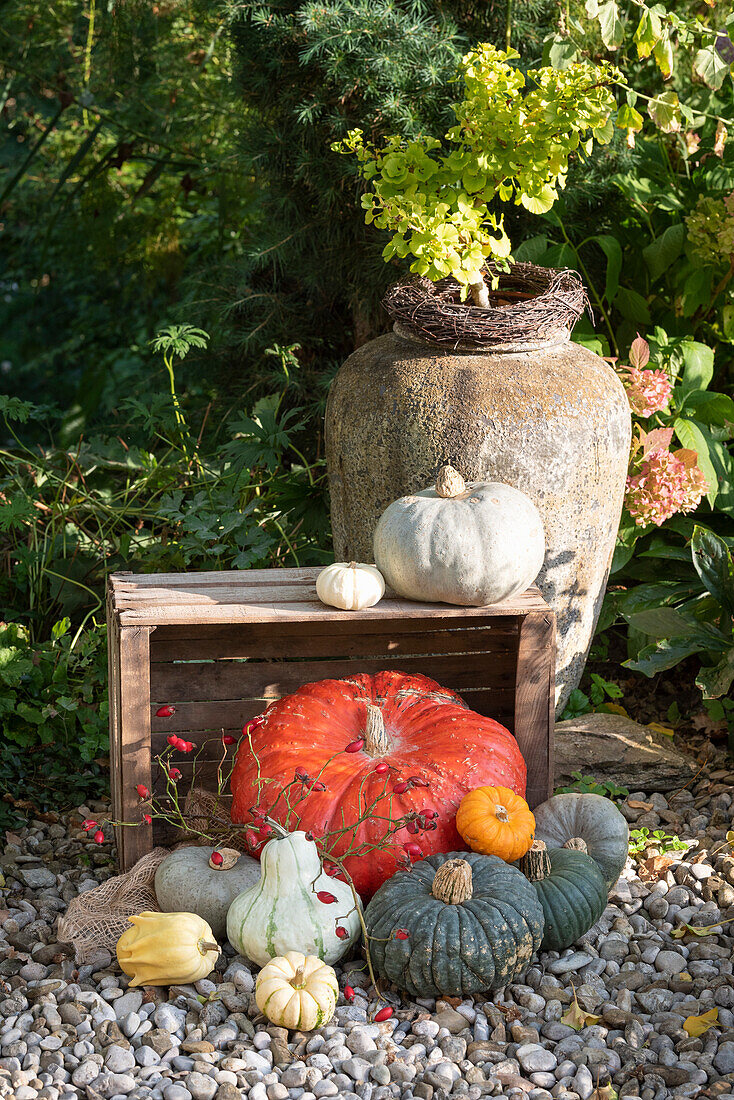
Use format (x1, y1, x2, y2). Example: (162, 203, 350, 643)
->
(335, 45, 620, 288)
(647, 91, 681, 134)
(694, 45, 730, 91)
(596, 1, 624, 51)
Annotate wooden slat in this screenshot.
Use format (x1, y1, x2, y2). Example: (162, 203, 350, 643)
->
(149, 651, 517, 703)
(109, 569, 548, 627)
(149, 686, 517, 735)
(150, 620, 519, 663)
(114, 566, 318, 588)
(514, 611, 556, 808)
(117, 626, 154, 870)
(106, 587, 125, 861)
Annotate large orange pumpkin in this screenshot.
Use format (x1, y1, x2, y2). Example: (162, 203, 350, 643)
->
(230, 671, 526, 898)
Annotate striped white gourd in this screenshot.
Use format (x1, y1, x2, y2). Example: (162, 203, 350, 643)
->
(226, 829, 361, 966)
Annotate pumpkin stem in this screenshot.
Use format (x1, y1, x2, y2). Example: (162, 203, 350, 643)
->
(292, 964, 307, 987)
(198, 940, 221, 956)
(519, 839, 552, 882)
(431, 858, 473, 905)
(364, 704, 390, 756)
(563, 836, 588, 853)
(208, 847, 241, 870)
(435, 464, 466, 499)
(263, 817, 290, 839)
(494, 805, 510, 823)
(348, 561, 357, 569)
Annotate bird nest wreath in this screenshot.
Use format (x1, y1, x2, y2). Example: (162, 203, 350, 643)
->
(382, 262, 589, 350)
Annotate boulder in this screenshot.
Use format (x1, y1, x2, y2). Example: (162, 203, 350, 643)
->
(554, 713, 697, 791)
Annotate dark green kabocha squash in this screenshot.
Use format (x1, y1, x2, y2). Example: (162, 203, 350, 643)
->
(520, 839, 608, 952)
(364, 851, 545, 997)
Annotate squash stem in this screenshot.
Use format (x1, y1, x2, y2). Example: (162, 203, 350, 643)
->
(431, 858, 473, 904)
(364, 705, 390, 756)
(520, 840, 551, 881)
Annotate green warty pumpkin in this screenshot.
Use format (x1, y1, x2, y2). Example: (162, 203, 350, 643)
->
(364, 851, 545, 997)
(520, 839, 608, 953)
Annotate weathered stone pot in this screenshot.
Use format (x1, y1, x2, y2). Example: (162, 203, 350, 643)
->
(325, 324, 631, 714)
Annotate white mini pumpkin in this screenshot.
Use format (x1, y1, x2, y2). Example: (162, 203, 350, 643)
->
(155, 845, 261, 939)
(373, 464, 545, 607)
(256, 951, 339, 1030)
(316, 561, 385, 610)
(226, 828, 361, 966)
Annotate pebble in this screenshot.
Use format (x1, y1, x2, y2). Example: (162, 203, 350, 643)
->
(2, 789, 733, 1100)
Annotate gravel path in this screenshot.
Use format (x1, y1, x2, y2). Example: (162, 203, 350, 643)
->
(1, 777, 733, 1100)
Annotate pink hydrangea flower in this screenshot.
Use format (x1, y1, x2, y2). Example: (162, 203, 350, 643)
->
(626, 448, 708, 527)
(621, 366, 672, 417)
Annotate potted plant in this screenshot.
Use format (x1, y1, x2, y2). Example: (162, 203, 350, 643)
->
(325, 46, 632, 713)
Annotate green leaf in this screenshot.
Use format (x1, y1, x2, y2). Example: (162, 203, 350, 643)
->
(597, 0, 624, 49)
(593, 234, 623, 301)
(614, 286, 651, 324)
(627, 607, 697, 639)
(697, 651, 734, 699)
(625, 636, 710, 677)
(673, 418, 719, 507)
(542, 34, 579, 69)
(513, 235, 549, 263)
(693, 46, 730, 91)
(680, 342, 715, 395)
(691, 526, 734, 615)
(642, 224, 685, 283)
(679, 391, 734, 430)
(648, 91, 681, 134)
(681, 270, 713, 317)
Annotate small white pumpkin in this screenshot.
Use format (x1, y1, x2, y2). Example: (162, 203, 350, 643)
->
(226, 828, 361, 966)
(155, 845, 261, 939)
(256, 951, 338, 1030)
(373, 464, 545, 607)
(316, 561, 385, 610)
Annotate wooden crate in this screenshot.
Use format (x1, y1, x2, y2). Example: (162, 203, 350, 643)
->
(107, 567, 555, 871)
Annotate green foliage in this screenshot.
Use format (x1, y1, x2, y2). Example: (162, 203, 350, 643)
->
(0, 619, 109, 828)
(605, 526, 734, 699)
(0, 341, 330, 642)
(559, 673, 624, 720)
(628, 827, 688, 858)
(335, 46, 619, 294)
(555, 771, 630, 802)
(0, 0, 250, 422)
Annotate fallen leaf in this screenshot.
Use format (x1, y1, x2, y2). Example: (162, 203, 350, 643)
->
(627, 799, 654, 811)
(638, 853, 674, 882)
(690, 711, 726, 737)
(683, 1007, 718, 1037)
(601, 703, 628, 717)
(677, 972, 692, 980)
(672, 922, 722, 938)
(647, 722, 675, 738)
(562, 993, 601, 1031)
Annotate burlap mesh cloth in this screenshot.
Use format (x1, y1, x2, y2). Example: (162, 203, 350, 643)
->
(57, 788, 244, 963)
(57, 847, 169, 964)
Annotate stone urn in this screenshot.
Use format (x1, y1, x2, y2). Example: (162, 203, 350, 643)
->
(325, 323, 631, 714)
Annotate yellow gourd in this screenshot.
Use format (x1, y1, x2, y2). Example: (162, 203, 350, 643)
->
(255, 951, 339, 1030)
(116, 911, 221, 987)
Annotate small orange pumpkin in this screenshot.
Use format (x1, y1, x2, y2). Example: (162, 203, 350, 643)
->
(456, 785, 535, 862)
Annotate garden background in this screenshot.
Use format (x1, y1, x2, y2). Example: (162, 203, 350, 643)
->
(1, 0, 733, 825)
